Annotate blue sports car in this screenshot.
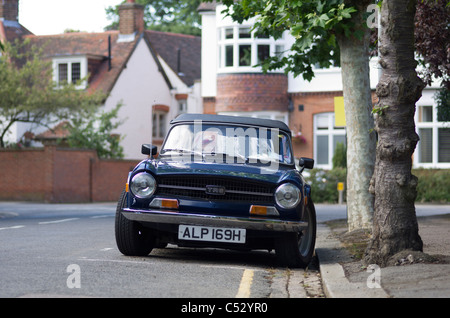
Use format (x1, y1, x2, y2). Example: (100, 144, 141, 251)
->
(115, 114, 316, 267)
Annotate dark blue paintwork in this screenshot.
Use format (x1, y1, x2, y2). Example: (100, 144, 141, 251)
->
(127, 158, 310, 222)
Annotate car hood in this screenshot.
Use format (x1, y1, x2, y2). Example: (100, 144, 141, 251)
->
(138, 159, 301, 185)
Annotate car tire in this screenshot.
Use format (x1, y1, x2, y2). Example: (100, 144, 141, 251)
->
(275, 201, 317, 268)
(115, 190, 154, 256)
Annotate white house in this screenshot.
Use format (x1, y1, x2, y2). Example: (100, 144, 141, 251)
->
(0, 0, 202, 160)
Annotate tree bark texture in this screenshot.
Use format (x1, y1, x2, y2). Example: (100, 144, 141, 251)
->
(337, 1, 376, 232)
(365, 0, 425, 267)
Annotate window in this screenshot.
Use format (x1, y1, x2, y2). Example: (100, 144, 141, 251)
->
(178, 100, 187, 114)
(314, 113, 346, 169)
(57, 62, 81, 84)
(53, 57, 86, 88)
(239, 44, 251, 66)
(225, 45, 234, 67)
(414, 105, 450, 168)
(438, 128, 450, 163)
(152, 112, 167, 140)
(58, 64, 68, 84)
(257, 45, 270, 64)
(71, 62, 81, 83)
(418, 128, 432, 163)
(218, 26, 286, 72)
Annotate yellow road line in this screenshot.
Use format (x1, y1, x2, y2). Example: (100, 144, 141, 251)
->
(235, 269, 254, 298)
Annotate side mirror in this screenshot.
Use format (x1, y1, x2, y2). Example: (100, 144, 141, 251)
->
(299, 157, 314, 171)
(141, 144, 157, 156)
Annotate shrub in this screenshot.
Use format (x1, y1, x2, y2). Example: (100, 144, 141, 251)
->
(332, 142, 347, 169)
(305, 168, 347, 203)
(414, 169, 450, 203)
(305, 168, 449, 203)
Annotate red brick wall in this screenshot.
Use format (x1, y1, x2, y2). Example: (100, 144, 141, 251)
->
(202, 97, 216, 114)
(216, 73, 288, 113)
(52, 148, 97, 202)
(0, 0, 19, 21)
(91, 159, 137, 202)
(0, 147, 52, 201)
(0, 146, 138, 203)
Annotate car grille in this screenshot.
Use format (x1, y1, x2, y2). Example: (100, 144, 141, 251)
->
(155, 175, 275, 204)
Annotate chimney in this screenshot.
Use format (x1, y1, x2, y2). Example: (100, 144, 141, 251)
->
(118, 0, 144, 36)
(0, 0, 19, 21)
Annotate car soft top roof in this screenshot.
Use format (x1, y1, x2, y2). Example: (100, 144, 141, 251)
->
(171, 114, 291, 135)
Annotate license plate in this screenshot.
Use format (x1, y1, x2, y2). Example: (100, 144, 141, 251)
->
(178, 225, 246, 244)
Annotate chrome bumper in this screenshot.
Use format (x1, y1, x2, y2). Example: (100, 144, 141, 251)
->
(122, 208, 307, 232)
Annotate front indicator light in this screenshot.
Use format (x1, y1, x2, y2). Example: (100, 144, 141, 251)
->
(150, 198, 179, 209)
(249, 205, 279, 216)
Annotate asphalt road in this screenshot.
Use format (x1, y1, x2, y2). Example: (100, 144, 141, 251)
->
(0, 202, 316, 298)
(0, 201, 447, 299)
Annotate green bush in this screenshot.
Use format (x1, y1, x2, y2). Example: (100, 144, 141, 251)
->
(305, 168, 449, 203)
(332, 142, 347, 169)
(305, 168, 347, 203)
(414, 169, 450, 203)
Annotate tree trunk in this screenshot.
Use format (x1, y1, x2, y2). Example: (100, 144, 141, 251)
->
(364, 0, 425, 267)
(337, 1, 377, 232)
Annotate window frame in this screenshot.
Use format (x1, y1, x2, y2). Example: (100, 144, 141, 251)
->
(52, 56, 87, 89)
(313, 112, 347, 170)
(217, 26, 286, 73)
(152, 110, 168, 141)
(414, 104, 450, 168)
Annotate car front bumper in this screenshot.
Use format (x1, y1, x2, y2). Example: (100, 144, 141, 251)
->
(122, 208, 307, 233)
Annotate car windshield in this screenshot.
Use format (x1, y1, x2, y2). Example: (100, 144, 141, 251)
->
(160, 123, 294, 165)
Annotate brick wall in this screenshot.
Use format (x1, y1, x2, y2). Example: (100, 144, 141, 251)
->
(118, 1, 145, 35)
(216, 73, 288, 113)
(0, 146, 138, 203)
(91, 159, 137, 202)
(0, 0, 19, 21)
(0, 147, 52, 201)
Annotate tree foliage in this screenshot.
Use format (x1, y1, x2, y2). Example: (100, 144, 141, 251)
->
(105, 0, 202, 36)
(66, 103, 125, 159)
(415, 0, 450, 89)
(219, 0, 360, 81)
(0, 39, 105, 148)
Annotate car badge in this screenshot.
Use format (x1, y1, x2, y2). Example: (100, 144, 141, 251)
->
(205, 185, 226, 195)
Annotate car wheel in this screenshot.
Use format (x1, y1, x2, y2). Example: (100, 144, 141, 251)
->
(115, 190, 154, 256)
(275, 201, 317, 268)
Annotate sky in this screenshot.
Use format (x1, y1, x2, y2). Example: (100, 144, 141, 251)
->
(19, 0, 123, 35)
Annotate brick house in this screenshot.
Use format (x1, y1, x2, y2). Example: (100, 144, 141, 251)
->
(199, 2, 448, 169)
(0, 0, 202, 160)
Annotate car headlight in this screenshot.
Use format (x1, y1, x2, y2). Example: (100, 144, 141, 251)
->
(130, 172, 156, 198)
(275, 183, 301, 209)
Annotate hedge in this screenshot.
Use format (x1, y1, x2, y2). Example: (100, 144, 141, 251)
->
(414, 169, 450, 203)
(304, 168, 449, 204)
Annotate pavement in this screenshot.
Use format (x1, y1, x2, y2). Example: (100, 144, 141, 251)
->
(315, 210, 450, 298)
